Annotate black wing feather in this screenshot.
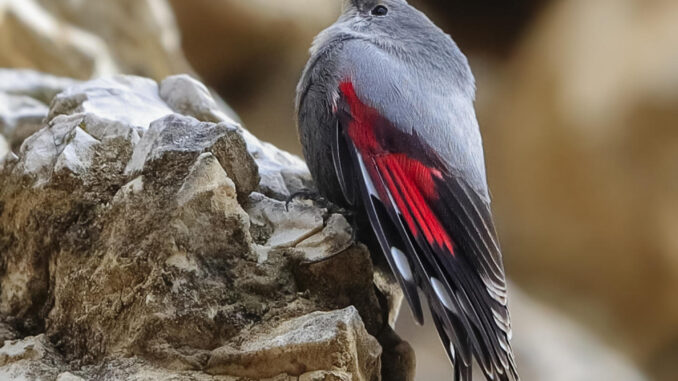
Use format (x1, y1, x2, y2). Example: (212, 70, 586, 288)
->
(333, 102, 518, 380)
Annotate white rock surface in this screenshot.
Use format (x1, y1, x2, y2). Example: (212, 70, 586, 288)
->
(0, 92, 48, 147)
(0, 69, 80, 103)
(50, 75, 174, 130)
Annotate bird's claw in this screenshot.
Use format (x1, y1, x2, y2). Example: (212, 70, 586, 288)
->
(285, 190, 329, 211)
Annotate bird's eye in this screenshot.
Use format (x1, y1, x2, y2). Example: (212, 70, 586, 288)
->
(371, 5, 388, 16)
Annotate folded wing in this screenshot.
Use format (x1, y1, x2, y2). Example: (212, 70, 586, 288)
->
(335, 81, 518, 381)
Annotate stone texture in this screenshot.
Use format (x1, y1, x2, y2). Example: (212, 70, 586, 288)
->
(0, 335, 66, 381)
(0, 70, 403, 380)
(207, 307, 381, 380)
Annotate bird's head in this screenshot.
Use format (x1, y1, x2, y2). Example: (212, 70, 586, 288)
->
(335, 0, 449, 53)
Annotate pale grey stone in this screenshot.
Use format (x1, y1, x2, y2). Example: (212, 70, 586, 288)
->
(0, 92, 48, 148)
(0, 69, 80, 104)
(49, 75, 174, 131)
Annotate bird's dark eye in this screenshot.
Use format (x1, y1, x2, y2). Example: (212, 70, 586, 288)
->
(371, 5, 388, 16)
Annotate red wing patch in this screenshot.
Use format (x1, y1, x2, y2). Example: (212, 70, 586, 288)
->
(340, 81, 455, 255)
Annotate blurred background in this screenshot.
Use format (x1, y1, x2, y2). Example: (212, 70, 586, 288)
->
(2, 0, 678, 379)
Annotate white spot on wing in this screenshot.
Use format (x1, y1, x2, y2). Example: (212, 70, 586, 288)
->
(431, 277, 457, 313)
(391, 247, 413, 282)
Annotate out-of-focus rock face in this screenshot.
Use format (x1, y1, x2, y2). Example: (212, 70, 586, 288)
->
(167, 0, 340, 154)
(0, 0, 190, 80)
(482, 0, 678, 377)
(36, 0, 189, 80)
(0, 70, 404, 380)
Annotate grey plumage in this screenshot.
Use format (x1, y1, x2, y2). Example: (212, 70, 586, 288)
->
(296, 1, 518, 380)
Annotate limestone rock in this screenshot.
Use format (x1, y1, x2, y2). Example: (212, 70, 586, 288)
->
(207, 307, 381, 381)
(49, 75, 174, 130)
(0, 70, 405, 380)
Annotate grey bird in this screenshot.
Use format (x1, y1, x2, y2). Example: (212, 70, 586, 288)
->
(295, 1, 518, 379)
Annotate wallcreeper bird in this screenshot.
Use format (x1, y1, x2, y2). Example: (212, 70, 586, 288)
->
(296, 1, 518, 379)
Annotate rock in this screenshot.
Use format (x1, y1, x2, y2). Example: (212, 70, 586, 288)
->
(0, 69, 80, 104)
(0, 0, 191, 81)
(0, 322, 18, 344)
(159, 74, 313, 199)
(49, 75, 174, 130)
(125, 113, 259, 199)
(0, 335, 66, 380)
(247, 193, 325, 250)
(56, 372, 86, 381)
(207, 307, 381, 381)
(0, 0, 117, 78)
(299, 371, 352, 381)
(13, 114, 100, 186)
(35, 0, 191, 80)
(159, 75, 230, 124)
(296, 214, 353, 262)
(0, 93, 49, 149)
(0, 135, 8, 159)
(0, 70, 406, 380)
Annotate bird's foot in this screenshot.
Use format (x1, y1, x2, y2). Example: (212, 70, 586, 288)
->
(285, 189, 326, 211)
(285, 190, 351, 217)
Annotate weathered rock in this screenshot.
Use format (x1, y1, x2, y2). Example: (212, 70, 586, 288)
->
(125, 113, 259, 200)
(0, 335, 66, 380)
(299, 371, 352, 381)
(158, 74, 313, 199)
(0, 0, 117, 78)
(0, 70, 405, 380)
(207, 307, 381, 380)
